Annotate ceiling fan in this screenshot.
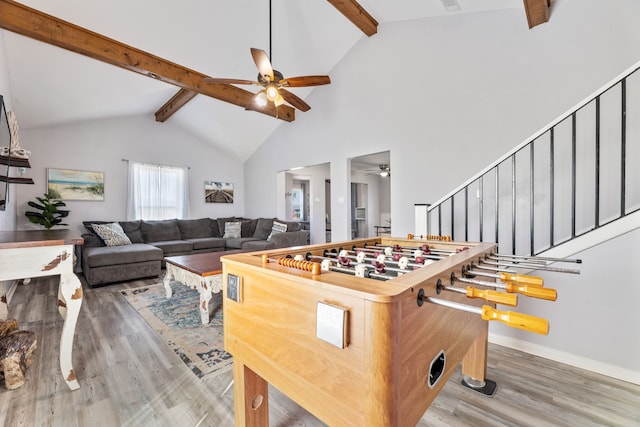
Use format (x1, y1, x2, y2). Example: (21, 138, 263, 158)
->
(363, 164, 391, 177)
(203, 1, 330, 113)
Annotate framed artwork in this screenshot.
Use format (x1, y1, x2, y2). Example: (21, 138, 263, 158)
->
(205, 181, 234, 203)
(47, 168, 105, 201)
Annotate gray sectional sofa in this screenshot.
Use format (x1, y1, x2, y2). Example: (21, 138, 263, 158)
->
(81, 217, 310, 287)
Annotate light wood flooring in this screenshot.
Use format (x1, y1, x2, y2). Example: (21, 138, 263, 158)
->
(0, 275, 638, 426)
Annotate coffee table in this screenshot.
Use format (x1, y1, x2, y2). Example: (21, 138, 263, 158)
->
(163, 250, 243, 324)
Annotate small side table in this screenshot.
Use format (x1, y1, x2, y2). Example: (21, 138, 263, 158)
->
(0, 230, 84, 391)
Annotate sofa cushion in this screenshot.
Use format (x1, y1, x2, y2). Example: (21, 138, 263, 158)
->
(141, 219, 181, 242)
(225, 237, 260, 249)
(81, 232, 103, 248)
(92, 223, 132, 247)
(223, 221, 242, 238)
(253, 218, 274, 240)
(241, 240, 276, 251)
(84, 243, 163, 268)
(241, 219, 258, 237)
(186, 237, 226, 250)
(178, 218, 214, 239)
(268, 230, 310, 248)
(283, 221, 301, 232)
(119, 220, 144, 243)
(147, 239, 193, 255)
(268, 221, 288, 240)
(209, 219, 221, 237)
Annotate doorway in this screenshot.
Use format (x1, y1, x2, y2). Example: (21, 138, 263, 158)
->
(277, 163, 331, 244)
(349, 151, 391, 238)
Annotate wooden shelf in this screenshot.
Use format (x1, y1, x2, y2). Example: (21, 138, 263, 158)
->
(0, 155, 33, 185)
(0, 155, 31, 168)
(0, 175, 34, 184)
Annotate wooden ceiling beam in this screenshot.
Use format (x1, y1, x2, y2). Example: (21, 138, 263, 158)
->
(523, 0, 550, 29)
(327, 0, 378, 37)
(0, 0, 294, 122)
(155, 88, 197, 122)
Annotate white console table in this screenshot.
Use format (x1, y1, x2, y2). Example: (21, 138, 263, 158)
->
(0, 230, 84, 391)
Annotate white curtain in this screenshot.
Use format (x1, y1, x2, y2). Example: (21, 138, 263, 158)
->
(126, 161, 189, 220)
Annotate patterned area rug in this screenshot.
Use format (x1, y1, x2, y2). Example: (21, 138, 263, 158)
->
(120, 282, 233, 379)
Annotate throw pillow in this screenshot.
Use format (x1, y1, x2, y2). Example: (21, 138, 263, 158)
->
(92, 222, 132, 247)
(223, 221, 242, 239)
(267, 221, 287, 240)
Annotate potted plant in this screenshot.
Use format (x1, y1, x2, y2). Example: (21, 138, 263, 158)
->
(25, 192, 70, 229)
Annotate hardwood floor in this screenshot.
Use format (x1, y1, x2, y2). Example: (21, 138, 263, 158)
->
(0, 275, 638, 426)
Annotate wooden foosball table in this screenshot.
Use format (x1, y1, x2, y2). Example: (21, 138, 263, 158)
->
(221, 236, 561, 426)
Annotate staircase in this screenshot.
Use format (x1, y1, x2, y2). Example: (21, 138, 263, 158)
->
(427, 62, 640, 257)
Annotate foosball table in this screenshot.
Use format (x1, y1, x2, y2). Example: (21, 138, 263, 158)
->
(221, 236, 571, 426)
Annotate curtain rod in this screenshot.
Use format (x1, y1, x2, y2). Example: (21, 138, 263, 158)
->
(121, 158, 190, 170)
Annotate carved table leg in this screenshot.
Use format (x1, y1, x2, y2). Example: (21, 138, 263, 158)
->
(163, 266, 174, 299)
(58, 273, 82, 391)
(199, 279, 212, 325)
(0, 282, 8, 320)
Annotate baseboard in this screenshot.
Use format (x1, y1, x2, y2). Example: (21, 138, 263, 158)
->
(489, 333, 640, 386)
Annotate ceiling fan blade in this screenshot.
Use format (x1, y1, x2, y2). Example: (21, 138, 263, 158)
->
(279, 75, 331, 87)
(203, 77, 260, 86)
(250, 48, 274, 82)
(279, 89, 311, 112)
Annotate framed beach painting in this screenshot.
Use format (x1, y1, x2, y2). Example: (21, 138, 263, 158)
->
(47, 168, 105, 201)
(204, 181, 234, 203)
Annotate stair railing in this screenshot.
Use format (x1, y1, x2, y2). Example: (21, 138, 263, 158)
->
(427, 62, 640, 256)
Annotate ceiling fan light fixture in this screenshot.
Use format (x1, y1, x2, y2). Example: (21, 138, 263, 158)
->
(274, 93, 285, 107)
(380, 171, 389, 177)
(266, 84, 279, 101)
(255, 91, 268, 107)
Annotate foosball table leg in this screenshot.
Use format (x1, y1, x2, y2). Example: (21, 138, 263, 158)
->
(234, 362, 269, 427)
(460, 324, 497, 396)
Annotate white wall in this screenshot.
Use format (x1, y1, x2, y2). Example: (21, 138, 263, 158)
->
(15, 115, 244, 235)
(244, 1, 640, 382)
(246, 0, 640, 238)
(0, 31, 16, 231)
(491, 227, 640, 383)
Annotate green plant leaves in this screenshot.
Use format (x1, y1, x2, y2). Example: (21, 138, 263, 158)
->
(24, 193, 69, 229)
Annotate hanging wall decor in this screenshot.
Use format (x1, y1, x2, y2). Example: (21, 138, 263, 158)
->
(47, 168, 105, 201)
(204, 181, 233, 203)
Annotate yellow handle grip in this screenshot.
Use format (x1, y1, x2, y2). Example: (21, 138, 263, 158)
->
(465, 286, 518, 307)
(504, 283, 557, 301)
(499, 272, 544, 287)
(481, 305, 549, 335)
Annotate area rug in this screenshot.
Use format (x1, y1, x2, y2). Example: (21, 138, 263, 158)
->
(120, 282, 233, 379)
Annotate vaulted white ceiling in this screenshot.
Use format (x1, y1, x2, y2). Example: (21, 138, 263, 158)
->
(1, 0, 525, 161)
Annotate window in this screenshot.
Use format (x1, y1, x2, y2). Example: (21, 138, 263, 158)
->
(126, 161, 189, 220)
